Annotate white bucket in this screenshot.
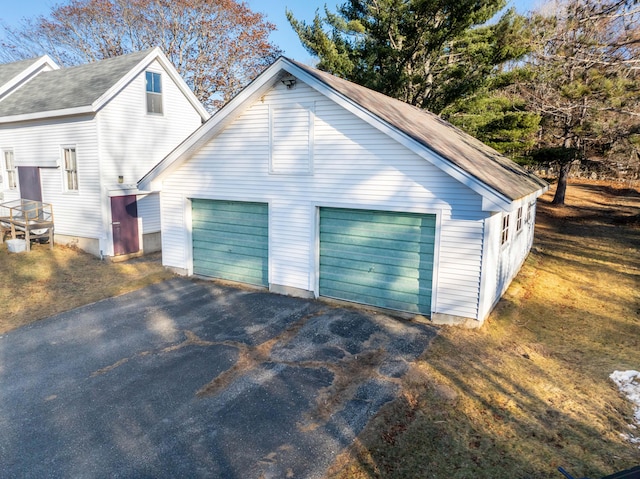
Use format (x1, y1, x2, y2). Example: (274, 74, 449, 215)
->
(6, 239, 26, 253)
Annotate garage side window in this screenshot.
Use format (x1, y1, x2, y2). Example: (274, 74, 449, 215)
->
(3, 149, 16, 189)
(145, 71, 163, 115)
(526, 202, 534, 223)
(270, 103, 314, 175)
(63, 147, 79, 192)
(516, 206, 523, 233)
(501, 213, 510, 245)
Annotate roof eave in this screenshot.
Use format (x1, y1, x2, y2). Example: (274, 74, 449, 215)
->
(0, 106, 94, 124)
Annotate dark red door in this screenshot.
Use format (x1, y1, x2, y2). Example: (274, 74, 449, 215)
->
(111, 195, 139, 256)
(18, 167, 43, 202)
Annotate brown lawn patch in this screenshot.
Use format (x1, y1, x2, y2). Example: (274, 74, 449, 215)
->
(0, 244, 173, 334)
(328, 180, 640, 479)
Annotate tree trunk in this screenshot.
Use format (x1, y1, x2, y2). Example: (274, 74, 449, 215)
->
(552, 161, 571, 205)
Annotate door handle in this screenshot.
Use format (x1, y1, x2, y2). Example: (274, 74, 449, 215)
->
(112, 222, 121, 225)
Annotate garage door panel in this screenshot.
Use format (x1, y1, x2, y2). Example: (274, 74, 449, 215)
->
(192, 229, 268, 248)
(192, 200, 268, 286)
(319, 254, 427, 279)
(193, 240, 267, 258)
(192, 219, 267, 237)
(195, 257, 267, 285)
(320, 239, 430, 263)
(320, 246, 432, 270)
(193, 216, 267, 232)
(320, 232, 430, 253)
(319, 208, 435, 315)
(193, 200, 264, 215)
(319, 282, 431, 314)
(320, 272, 432, 297)
(321, 208, 431, 226)
(321, 223, 433, 244)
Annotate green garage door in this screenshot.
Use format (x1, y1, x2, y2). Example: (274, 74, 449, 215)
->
(320, 208, 436, 314)
(192, 199, 268, 286)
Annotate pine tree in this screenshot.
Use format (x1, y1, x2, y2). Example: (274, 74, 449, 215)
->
(516, 0, 640, 204)
(287, 1, 530, 114)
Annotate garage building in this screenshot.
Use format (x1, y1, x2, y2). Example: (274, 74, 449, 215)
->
(139, 57, 548, 326)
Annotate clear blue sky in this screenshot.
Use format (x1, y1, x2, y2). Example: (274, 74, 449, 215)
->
(1, 0, 538, 63)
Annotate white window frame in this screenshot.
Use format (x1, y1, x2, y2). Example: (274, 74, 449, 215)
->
(516, 206, 523, 233)
(526, 202, 534, 224)
(501, 213, 510, 245)
(3, 149, 17, 190)
(62, 146, 79, 192)
(145, 71, 163, 115)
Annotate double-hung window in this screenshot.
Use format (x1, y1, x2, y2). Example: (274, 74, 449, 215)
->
(501, 214, 510, 245)
(3, 149, 16, 190)
(63, 147, 78, 192)
(516, 206, 523, 233)
(145, 71, 163, 114)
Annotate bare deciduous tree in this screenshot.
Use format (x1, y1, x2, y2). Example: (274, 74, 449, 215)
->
(1, 0, 282, 110)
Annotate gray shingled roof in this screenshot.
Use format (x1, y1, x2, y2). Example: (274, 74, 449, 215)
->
(289, 59, 547, 202)
(0, 49, 153, 117)
(0, 57, 45, 87)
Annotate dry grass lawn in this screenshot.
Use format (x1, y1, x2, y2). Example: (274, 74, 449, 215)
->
(327, 181, 640, 479)
(0, 247, 173, 334)
(1, 181, 638, 479)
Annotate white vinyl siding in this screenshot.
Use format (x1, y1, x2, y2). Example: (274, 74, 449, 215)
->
(137, 193, 161, 234)
(479, 195, 538, 321)
(0, 116, 102, 238)
(96, 60, 203, 255)
(98, 60, 203, 186)
(270, 103, 313, 175)
(160, 191, 189, 270)
(161, 81, 487, 319)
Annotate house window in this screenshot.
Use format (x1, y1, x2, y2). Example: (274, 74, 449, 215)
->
(63, 147, 79, 191)
(516, 206, 523, 233)
(501, 214, 510, 245)
(3, 149, 16, 189)
(270, 103, 314, 175)
(526, 202, 534, 224)
(145, 71, 163, 114)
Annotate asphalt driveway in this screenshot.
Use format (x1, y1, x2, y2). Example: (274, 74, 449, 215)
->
(0, 277, 437, 478)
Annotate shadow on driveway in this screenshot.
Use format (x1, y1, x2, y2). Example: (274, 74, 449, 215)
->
(0, 277, 438, 478)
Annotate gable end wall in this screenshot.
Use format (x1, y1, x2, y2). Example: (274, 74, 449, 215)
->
(160, 81, 491, 320)
(97, 58, 205, 254)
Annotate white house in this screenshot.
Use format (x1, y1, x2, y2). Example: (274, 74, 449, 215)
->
(139, 57, 548, 325)
(0, 48, 209, 257)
